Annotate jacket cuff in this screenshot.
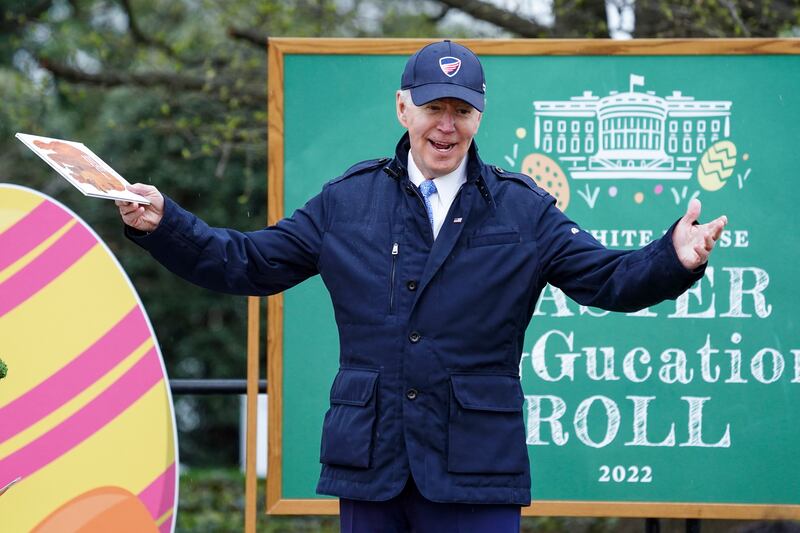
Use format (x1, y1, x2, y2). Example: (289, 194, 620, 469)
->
(123, 195, 179, 246)
(659, 217, 707, 288)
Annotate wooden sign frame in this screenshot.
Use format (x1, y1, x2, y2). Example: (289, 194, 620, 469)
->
(258, 37, 800, 519)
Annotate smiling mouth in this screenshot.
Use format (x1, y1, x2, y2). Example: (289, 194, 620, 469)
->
(429, 140, 456, 152)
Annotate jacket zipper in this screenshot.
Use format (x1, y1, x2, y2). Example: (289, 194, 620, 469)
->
(389, 242, 399, 313)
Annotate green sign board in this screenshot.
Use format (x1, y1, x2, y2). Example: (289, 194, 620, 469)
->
(265, 38, 800, 518)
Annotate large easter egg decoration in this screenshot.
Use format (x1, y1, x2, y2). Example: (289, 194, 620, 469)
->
(520, 153, 570, 211)
(0, 184, 178, 533)
(31, 487, 159, 533)
(697, 140, 737, 192)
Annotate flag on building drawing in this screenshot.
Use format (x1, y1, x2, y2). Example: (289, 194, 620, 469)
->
(629, 74, 645, 92)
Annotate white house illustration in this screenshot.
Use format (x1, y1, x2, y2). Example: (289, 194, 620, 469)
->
(533, 75, 732, 179)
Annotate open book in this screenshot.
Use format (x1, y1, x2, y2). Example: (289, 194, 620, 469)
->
(16, 133, 150, 205)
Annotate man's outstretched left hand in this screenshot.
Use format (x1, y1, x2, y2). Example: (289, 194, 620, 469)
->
(672, 198, 728, 270)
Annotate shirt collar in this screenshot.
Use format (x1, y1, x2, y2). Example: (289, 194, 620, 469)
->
(406, 149, 467, 205)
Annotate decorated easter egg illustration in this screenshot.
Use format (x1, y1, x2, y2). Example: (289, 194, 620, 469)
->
(697, 140, 737, 191)
(520, 153, 570, 211)
(0, 184, 177, 532)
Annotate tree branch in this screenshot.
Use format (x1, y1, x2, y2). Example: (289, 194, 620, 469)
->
(38, 57, 264, 101)
(430, 5, 451, 24)
(553, 0, 608, 38)
(719, 0, 751, 37)
(435, 0, 551, 37)
(118, 0, 180, 58)
(0, 0, 54, 33)
(227, 27, 269, 48)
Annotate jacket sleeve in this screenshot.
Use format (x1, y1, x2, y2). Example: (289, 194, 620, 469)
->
(125, 191, 325, 296)
(534, 197, 705, 312)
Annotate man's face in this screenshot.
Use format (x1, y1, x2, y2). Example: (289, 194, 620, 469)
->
(396, 93, 482, 180)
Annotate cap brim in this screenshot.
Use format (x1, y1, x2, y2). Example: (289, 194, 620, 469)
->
(410, 83, 484, 112)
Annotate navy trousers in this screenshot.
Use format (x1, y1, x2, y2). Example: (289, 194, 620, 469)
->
(339, 476, 521, 533)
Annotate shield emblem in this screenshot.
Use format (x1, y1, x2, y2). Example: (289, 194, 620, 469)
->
(439, 57, 461, 77)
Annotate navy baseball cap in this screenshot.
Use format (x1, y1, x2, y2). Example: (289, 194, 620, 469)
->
(401, 40, 485, 112)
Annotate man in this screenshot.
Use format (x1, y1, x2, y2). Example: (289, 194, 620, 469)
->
(118, 41, 727, 532)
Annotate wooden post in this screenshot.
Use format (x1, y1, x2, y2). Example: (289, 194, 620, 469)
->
(245, 296, 261, 533)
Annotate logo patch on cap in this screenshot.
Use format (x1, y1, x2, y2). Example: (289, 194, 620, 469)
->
(439, 57, 461, 77)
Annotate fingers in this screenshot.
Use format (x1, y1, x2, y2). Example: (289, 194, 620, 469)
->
(703, 232, 715, 252)
(693, 214, 729, 262)
(712, 215, 728, 236)
(125, 182, 164, 213)
(116, 197, 139, 213)
(701, 215, 728, 244)
(693, 242, 709, 264)
(694, 242, 707, 256)
(682, 198, 702, 225)
(674, 205, 728, 270)
(119, 204, 142, 217)
(126, 182, 155, 195)
(126, 183, 160, 202)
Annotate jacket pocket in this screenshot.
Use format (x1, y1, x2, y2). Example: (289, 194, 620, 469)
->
(320, 368, 379, 468)
(468, 230, 520, 248)
(447, 374, 528, 474)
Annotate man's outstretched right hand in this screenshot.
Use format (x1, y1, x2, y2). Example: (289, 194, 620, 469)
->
(115, 183, 165, 233)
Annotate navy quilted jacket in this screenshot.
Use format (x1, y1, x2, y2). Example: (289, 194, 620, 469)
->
(128, 134, 704, 505)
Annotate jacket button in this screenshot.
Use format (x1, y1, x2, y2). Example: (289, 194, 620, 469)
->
(406, 389, 418, 400)
(408, 331, 421, 343)
(406, 280, 417, 291)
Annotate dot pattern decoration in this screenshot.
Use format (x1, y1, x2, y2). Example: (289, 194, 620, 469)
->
(520, 153, 569, 211)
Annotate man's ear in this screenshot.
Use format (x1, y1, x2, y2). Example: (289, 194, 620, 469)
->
(396, 91, 409, 129)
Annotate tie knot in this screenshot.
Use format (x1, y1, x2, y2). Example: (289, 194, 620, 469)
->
(420, 180, 437, 199)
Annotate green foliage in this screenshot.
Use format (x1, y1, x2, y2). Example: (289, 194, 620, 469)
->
(176, 469, 626, 532)
(0, 0, 271, 467)
(634, 0, 800, 38)
(175, 468, 784, 530)
(177, 469, 339, 533)
(0, 358, 7, 379)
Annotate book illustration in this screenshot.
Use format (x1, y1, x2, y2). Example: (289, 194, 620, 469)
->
(15, 133, 150, 205)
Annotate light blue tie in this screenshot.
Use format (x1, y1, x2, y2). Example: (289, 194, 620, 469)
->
(419, 179, 437, 231)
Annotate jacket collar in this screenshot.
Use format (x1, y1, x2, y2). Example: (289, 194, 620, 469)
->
(392, 133, 497, 309)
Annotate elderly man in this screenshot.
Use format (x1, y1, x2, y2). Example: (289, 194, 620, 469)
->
(118, 41, 727, 532)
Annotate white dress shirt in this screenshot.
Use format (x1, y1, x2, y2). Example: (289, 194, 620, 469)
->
(407, 151, 467, 240)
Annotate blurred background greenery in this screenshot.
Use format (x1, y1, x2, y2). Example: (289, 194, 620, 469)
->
(1, 0, 799, 530)
(178, 469, 797, 533)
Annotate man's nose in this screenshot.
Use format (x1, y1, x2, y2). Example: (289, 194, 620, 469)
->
(437, 112, 456, 132)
